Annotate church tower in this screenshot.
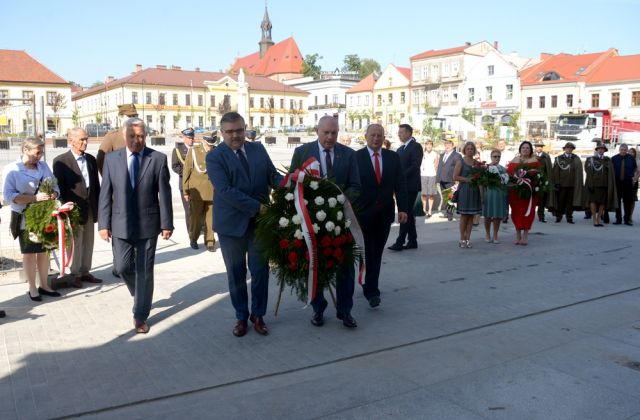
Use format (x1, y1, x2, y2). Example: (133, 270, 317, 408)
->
(258, 4, 274, 58)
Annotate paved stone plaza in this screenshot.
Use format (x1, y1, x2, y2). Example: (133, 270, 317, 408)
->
(1, 140, 639, 419)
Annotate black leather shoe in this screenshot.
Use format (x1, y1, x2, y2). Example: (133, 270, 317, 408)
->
(567, 219, 575, 224)
(613, 221, 622, 225)
(311, 311, 324, 327)
(555, 216, 562, 223)
(403, 243, 418, 250)
(624, 221, 633, 226)
(387, 243, 404, 251)
(27, 292, 42, 302)
(337, 312, 357, 328)
(38, 287, 61, 297)
(190, 241, 199, 250)
(538, 216, 547, 223)
(368, 296, 381, 308)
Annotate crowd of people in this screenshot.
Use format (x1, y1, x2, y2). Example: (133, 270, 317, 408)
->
(1, 113, 638, 336)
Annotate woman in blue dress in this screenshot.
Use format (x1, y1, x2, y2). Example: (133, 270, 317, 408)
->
(453, 141, 482, 248)
(482, 149, 508, 243)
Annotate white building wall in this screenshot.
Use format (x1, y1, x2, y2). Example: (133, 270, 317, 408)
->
(0, 84, 72, 135)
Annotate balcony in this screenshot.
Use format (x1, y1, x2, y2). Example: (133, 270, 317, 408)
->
(308, 103, 346, 110)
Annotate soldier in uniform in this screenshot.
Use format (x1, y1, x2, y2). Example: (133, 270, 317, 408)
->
(183, 134, 217, 251)
(172, 128, 195, 230)
(584, 143, 617, 227)
(534, 141, 553, 222)
(550, 142, 583, 224)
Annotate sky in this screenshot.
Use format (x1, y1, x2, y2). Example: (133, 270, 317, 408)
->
(4, 0, 639, 86)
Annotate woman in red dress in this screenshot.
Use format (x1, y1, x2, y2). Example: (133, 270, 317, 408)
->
(507, 141, 540, 246)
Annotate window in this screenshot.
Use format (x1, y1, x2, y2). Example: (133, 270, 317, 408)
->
(443, 88, 449, 102)
(224, 95, 231, 110)
(591, 93, 599, 108)
(443, 63, 449, 76)
(332, 94, 339, 104)
(260, 116, 264, 126)
(299, 100, 303, 110)
(632, 91, 640, 106)
(377, 95, 382, 106)
(260, 97, 265, 108)
(173, 94, 178, 105)
(488, 65, 494, 76)
(486, 86, 493, 100)
(314, 96, 318, 106)
(290, 99, 294, 109)
(279, 117, 284, 126)
(364, 96, 369, 106)
(132, 92, 138, 104)
(185, 94, 191, 106)
(210, 95, 216, 107)
(388, 93, 393, 105)
(146, 115, 152, 125)
(412, 66, 420, 81)
(388, 77, 393, 87)
(539, 96, 545, 108)
(22, 90, 34, 105)
(400, 92, 405, 104)
(324, 95, 328, 105)
(468, 88, 475, 102)
(421, 65, 428, 80)
(198, 116, 203, 127)
(249, 97, 254, 108)
(211, 116, 217, 127)
(198, 95, 203, 107)
(611, 92, 620, 107)
(551, 95, 558, 108)
(46, 91, 56, 106)
(280, 98, 284, 109)
(268, 97, 274, 108)
(290, 116, 294, 126)
(146, 92, 152, 104)
(159, 93, 166, 105)
(526, 97, 533, 109)
(356, 96, 360, 106)
(270, 116, 275, 127)
(0, 90, 7, 106)
(452, 61, 460, 76)
(186, 116, 191, 125)
(431, 65, 439, 78)
(566, 94, 573, 107)
(506, 84, 513, 100)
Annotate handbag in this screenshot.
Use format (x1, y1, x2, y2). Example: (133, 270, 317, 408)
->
(9, 211, 22, 240)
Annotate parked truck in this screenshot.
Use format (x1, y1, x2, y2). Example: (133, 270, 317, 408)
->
(554, 109, 640, 150)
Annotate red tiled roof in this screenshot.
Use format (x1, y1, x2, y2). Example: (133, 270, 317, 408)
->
(346, 74, 377, 94)
(0, 49, 68, 84)
(231, 37, 303, 77)
(395, 66, 411, 81)
(72, 67, 306, 100)
(410, 45, 468, 61)
(586, 55, 640, 84)
(520, 49, 617, 86)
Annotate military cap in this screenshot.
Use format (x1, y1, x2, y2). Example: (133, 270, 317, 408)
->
(181, 128, 195, 139)
(595, 142, 607, 151)
(563, 142, 576, 150)
(534, 141, 545, 147)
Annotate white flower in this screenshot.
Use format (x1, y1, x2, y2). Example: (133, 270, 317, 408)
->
(309, 181, 319, 190)
(29, 232, 42, 243)
(545, 181, 549, 185)
(328, 197, 337, 208)
(334, 226, 341, 235)
(314, 196, 325, 206)
(294, 229, 304, 240)
(535, 187, 539, 192)
(325, 221, 335, 232)
(500, 173, 510, 184)
(488, 165, 499, 174)
(336, 211, 343, 221)
(304, 199, 308, 205)
(285, 192, 294, 201)
(345, 218, 352, 228)
(316, 210, 327, 221)
(337, 194, 346, 204)
(278, 217, 289, 228)
(312, 223, 320, 233)
(292, 214, 302, 225)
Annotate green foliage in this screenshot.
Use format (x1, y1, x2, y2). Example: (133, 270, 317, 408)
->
(302, 53, 322, 79)
(71, 106, 80, 126)
(90, 80, 103, 88)
(507, 112, 521, 141)
(483, 122, 500, 146)
(461, 107, 475, 125)
(422, 106, 443, 140)
(94, 113, 102, 125)
(24, 200, 80, 250)
(342, 54, 361, 73)
(359, 58, 381, 79)
(306, 125, 314, 136)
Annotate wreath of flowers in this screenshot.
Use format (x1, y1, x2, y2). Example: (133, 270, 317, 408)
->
(256, 170, 359, 303)
(508, 165, 552, 199)
(441, 185, 458, 220)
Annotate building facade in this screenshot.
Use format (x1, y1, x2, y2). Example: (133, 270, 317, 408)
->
(345, 74, 377, 131)
(372, 64, 411, 135)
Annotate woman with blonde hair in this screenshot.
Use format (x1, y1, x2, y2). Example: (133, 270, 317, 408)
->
(453, 141, 482, 248)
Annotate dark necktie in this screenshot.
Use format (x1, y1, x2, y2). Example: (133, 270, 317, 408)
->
(373, 151, 381, 184)
(130, 152, 139, 188)
(620, 157, 625, 180)
(324, 148, 333, 177)
(237, 149, 250, 177)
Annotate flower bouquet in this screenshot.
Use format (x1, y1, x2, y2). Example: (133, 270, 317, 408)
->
(468, 161, 487, 189)
(484, 164, 510, 190)
(256, 159, 361, 310)
(441, 184, 458, 221)
(509, 166, 552, 199)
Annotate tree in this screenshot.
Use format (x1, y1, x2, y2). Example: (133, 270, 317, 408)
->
(90, 80, 103, 88)
(302, 53, 322, 79)
(342, 54, 361, 73)
(50, 93, 67, 133)
(507, 112, 521, 142)
(359, 58, 381, 79)
(95, 112, 103, 125)
(461, 107, 475, 125)
(71, 105, 80, 127)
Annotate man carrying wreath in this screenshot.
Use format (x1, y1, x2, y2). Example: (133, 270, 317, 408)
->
(290, 116, 361, 328)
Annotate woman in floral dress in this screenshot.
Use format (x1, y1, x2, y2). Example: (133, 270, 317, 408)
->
(453, 141, 482, 248)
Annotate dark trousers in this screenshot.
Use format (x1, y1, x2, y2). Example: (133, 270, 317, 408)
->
(113, 236, 158, 322)
(311, 263, 355, 316)
(179, 187, 191, 230)
(615, 179, 634, 222)
(556, 187, 575, 220)
(361, 218, 392, 300)
(394, 190, 419, 246)
(537, 192, 547, 218)
(218, 223, 269, 320)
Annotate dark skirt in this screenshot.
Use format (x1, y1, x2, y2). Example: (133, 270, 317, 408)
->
(588, 187, 608, 204)
(18, 231, 45, 254)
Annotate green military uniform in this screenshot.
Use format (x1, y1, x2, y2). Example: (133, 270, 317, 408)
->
(550, 145, 583, 223)
(584, 154, 617, 209)
(183, 142, 215, 249)
(535, 148, 553, 221)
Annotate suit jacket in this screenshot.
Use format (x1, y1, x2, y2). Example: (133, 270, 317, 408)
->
(171, 142, 188, 191)
(436, 150, 462, 184)
(96, 129, 125, 175)
(396, 138, 423, 192)
(206, 141, 282, 238)
(98, 147, 173, 240)
(183, 143, 214, 201)
(355, 147, 408, 226)
(53, 150, 100, 225)
(290, 141, 361, 201)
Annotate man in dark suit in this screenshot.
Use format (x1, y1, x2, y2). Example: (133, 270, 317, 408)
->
(388, 124, 422, 251)
(98, 118, 173, 334)
(172, 128, 195, 232)
(290, 115, 361, 328)
(356, 124, 408, 307)
(206, 112, 282, 337)
(435, 139, 462, 214)
(53, 128, 102, 288)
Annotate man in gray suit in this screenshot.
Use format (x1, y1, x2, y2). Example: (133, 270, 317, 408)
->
(435, 139, 462, 214)
(98, 118, 173, 334)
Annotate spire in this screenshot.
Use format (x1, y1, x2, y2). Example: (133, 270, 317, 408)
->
(259, 2, 274, 58)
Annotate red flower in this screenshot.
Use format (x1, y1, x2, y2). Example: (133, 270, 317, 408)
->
(332, 236, 344, 247)
(323, 247, 333, 257)
(288, 252, 298, 262)
(320, 235, 331, 247)
(332, 248, 343, 258)
(292, 239, 303, 249)
(44, 223, 56, 233)
(473, 173, 481, 180)
(287, 261, 298, 270)
(279, 239, 289, 249)
(337, 255, 345, 264)
(53, 236, 59, 243)
(347, 233, 353, 243)
(326, 260, 334, 269)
